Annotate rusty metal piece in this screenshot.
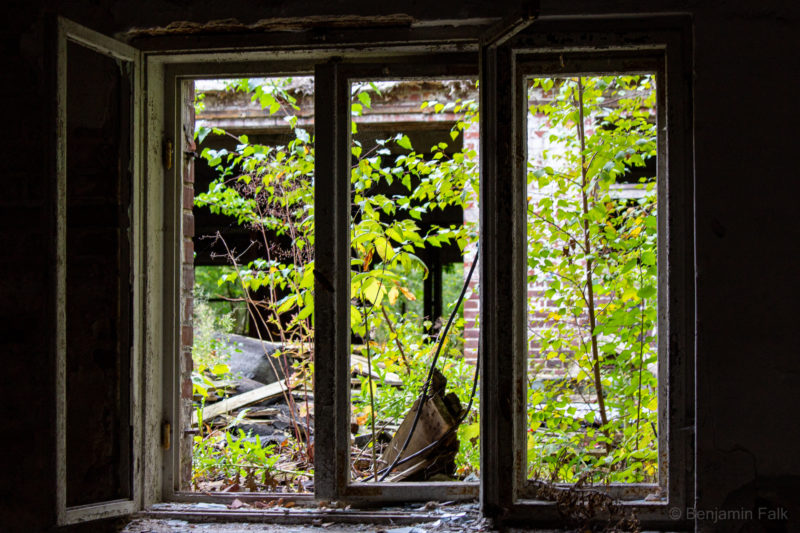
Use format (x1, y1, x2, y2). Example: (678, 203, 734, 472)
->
(164, 138, 173, 169)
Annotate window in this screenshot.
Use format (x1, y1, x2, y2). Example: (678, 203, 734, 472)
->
(187, 75, 480, 495)
(55, 18, 143, 525)
(56, 14, 693, 529)
(479, 18, 693, 526)
(155, 54, 481, 505)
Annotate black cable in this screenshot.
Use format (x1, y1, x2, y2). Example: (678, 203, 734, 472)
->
(377, 244, 480, 481)
(370, 344, 480, 479)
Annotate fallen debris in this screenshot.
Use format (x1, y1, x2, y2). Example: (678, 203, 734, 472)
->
(378, 370, 463, 481)
(351, 353, 403, 387)
(191, 328, 476, 494)
(225, 333, 287, 385)
(124, 501, 490, 532)
(193, 379, 290, 426)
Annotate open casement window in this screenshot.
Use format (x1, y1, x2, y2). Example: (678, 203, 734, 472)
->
(55, 17, 144, 525)
(479, 18, 693, 527)
(314, 58, 478, 503)
(161, 54, 480, 504)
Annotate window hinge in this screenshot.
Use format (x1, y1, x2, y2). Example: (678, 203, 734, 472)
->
(162, 421, 171, 450)
(164, 139, 173, 170)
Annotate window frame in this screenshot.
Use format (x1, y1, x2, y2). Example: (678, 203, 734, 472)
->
(156, 60, 317, 503)
(316, 59, 480, 503)
(479, 17, 694, 527)
(516, 53, 665, 502)
(135, 15, 694, 528)
(150, 48, 483, 506)
(55, 16, 145, 525)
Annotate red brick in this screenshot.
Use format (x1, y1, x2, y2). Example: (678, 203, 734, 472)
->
(183, 239, 194, 264)
(183, 158, 195, 184)
(183, 297, 193, 323)
(183, 265, 194, 289)
(181, 325, 193, 348)
(183, 350, 193, 371)
(181, 378, 193, 400)
(183, 212, 195, 238)
(183, 185, 195, 210)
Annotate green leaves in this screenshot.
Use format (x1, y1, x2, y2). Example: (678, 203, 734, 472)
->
(373, 237, 395, 262)
(211, 363, 230, 376)
(191, 77, 488, 487)
(526, 75, 659, 484)
(361, 277, 386, 306)
(396, 134, 413, 150)
(637, 284, 657, 299)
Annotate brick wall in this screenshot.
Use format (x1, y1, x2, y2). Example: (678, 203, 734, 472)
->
(461, 119, 481, 363)
(460, 87, 593, 373)
(180, 86, 196, 487)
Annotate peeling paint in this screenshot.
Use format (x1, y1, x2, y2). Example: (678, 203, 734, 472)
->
(124, 14, 417, 38)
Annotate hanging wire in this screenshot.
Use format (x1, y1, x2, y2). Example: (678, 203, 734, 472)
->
(377, 244, 480, 481)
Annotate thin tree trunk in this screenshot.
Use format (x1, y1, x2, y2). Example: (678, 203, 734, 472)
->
(574, 78, 612, 453)
(381, 306, 411, 375)
(635, 262, 647, 454)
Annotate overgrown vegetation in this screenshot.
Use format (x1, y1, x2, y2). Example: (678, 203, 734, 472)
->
(190, 297, 234, 399)
(189, 73, 658, 491)
(526, 75, 658, 483)
(195, 265, 249, 335)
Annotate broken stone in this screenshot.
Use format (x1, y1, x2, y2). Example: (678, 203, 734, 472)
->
(225, 333, 289, 385)
(354, 430, 393, 448)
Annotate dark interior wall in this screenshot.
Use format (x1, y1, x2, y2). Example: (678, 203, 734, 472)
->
(1, 1, 798, 532)
(690, 8, 800, 522)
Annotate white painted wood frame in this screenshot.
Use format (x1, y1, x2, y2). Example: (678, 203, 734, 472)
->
(55, 16, 144, 525)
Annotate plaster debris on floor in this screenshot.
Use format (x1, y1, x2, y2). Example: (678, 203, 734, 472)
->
(122, 501, 494, 533)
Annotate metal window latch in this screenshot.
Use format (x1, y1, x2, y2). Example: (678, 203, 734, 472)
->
(162, 421, 171, 450)
(164, 139, 173, 170)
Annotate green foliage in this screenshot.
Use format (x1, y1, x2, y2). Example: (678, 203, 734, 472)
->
(191, 298, 234, 398)
(194, 77, 482, 478)
(192, 426, 283, 491)
(191, 75, 659, 486)
(526, 75, 658, 483)
(195, 265, 249, 335)
(353, 310, 473, 416)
